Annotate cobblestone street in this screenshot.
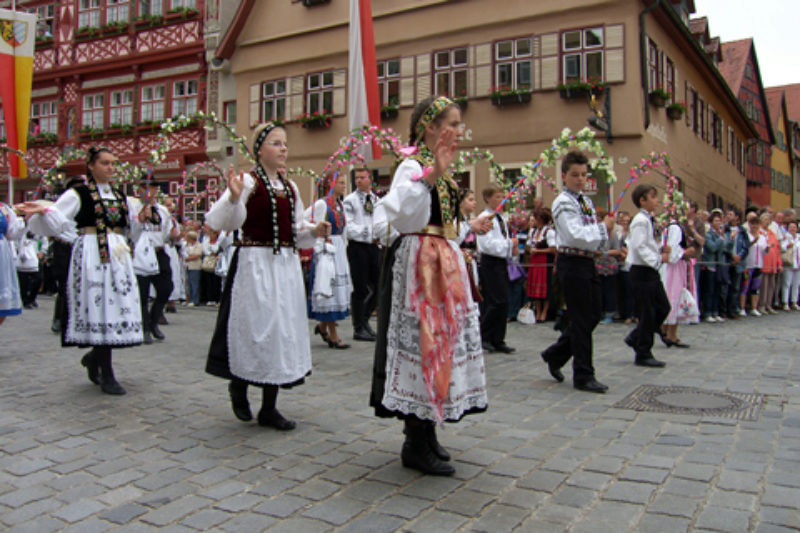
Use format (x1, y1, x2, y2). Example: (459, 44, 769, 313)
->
(1, 296, 798, 532)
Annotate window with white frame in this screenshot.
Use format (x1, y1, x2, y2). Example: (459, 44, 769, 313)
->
(109, 89, 134, 125)
(261, 80, 287, 121)
(561, 27, 604, 83)
(31, 4, 55, 37)
(664, 58, 675, 101)
(140, 84, 165, 123)
(172, 80, 198, 116)
(31, 101, 58, 134)
(171, 0, 196, 8)
(78, 0, 101, 27)
(139, 0, 163, 15)
(82, 93, 105, 128)
(106, 0, 129, 23)
(307, 71, 334, 114)
(434, 47, 468, 98)
(224, 101, 236, 124)
(377, 59, 400, 106)
(495, 38, 532, 91)
(647, 40, 658, 90)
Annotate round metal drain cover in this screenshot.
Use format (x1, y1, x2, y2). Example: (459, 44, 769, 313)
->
(654, 392, 736, 409)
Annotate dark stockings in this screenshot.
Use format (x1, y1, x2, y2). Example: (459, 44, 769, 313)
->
(92, 347, 125, 395)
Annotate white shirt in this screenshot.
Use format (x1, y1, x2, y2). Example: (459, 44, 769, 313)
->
(625, 209, 661, 270)
(130, 201, 172, 249)
(745, 231, 767, 269)
(476, 208, 513, 259)
(343, 189, 378, 243)
(551, 189, 607, 251)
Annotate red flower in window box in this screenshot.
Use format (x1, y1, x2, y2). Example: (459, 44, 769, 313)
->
(298, 110, 332, 129)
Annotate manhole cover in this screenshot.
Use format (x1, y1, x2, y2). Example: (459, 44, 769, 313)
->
(614, 385, 764, 421)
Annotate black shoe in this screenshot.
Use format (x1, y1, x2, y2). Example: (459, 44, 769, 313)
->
(51, 319, 61, 334)
(635, 357, 666, 368)
(425, 423, 451, 462)
(228, 381, 252, 421)
(657, 330, 671, 348)
(545, 359, 564, 383)
(151, 325, 165, 341)
(482, 342, 496, 353)
(314, 324, 330, 344)
(143, 329, 153, 345)
(100, 379, 126, 395)
(574, 379, 608, 393)
(353, 326, 376, 342)
(401, 425, 455, 476)
(494, 343, 516, 354)
(672, 340, 690, 348)
(363, 321, 377, 338)
(158, 314, 168, 325)
(257, 408, 296, 430)
(624, 333, 635, 349)
(330, 340, 350, 350)
(81, 352, 100, 385)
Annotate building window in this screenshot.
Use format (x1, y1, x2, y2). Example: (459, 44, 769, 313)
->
(495, 38, 532, 91)
(109, 89, 134, 126)
(756, 143, 765, 166)
(745, 63, 753, 80)
(562, 27, 604, 82)
(172, 79, 198, 117)
(307, 71, 334, 114)
(664, 58, 675, 102)
(106, 0, 129, 23)
(647, 40, 658, 90)
(223, 101, 236, 125)
(434, 47, 468, 98)
(711, 113, 721, 151)
(141, 84, 165, 123)
(261, 80, 287, 121)
(139, 0, 163, 15)
(31, 101, 58, 134)
(171, 0, 196, 8)
(690, 90, 698, 134)
(82, 93, 105, 128)
(78, 0, 101, 28)
(31, 4, 56, 37)
(698, 99, 706, 140)
(377, 59, 400, 106)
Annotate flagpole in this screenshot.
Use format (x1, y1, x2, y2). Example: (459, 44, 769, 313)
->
(9, 0, 16, 203)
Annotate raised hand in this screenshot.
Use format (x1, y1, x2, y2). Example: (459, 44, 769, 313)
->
(430, 127, 458, 185)
(227, 164, 244, 203)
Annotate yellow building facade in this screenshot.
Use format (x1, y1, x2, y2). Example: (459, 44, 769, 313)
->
(766, 89, 793, 210)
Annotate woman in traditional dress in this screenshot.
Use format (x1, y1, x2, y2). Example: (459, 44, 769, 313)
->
(525, 208, 556, 323)
(659, 220, 697, 347)
(309, 174, 351, 349)
(0, 202, 25, 324)
(369, 96, 492, 476)
(18, 147, 143, 394)
(205, 122, 329, 430)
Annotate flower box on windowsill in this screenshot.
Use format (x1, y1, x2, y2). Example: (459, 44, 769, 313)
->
(302, 0, 330, 6)
(74, 27, 103, 42)
(648, 92, 667, 108)
(165, 8, 199, 21)
(35, 37, 54, 49)
(491, 93, 531, 107)
(666, 106, 684, 121)
(559, 86, 603, 100)
(300, 117, 332, 129)
(28, 133, 59, 146)
(380, 108, 399, 120)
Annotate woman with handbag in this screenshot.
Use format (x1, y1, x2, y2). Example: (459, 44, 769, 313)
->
(525, 208, 556, 323)
(659, 220, 697, 347)
(308, 173, 350, 350)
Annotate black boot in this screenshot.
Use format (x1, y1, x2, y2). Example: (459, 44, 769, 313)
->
(425, 422, 451, 461)
(257, 385, 296, 430)
(401, 420, 455, 476)
(150, 324, 166, 341)
(228, 379, 252, 421)
(95, 348, 126, 395)
(80, 349, 100, 385)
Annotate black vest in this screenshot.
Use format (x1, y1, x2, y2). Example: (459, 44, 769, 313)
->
(72, 184, 129, 229)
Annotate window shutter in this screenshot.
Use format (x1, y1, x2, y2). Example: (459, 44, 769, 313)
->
(333, 88, 345, 115)
(606, 24, 624, 48)
(288, 75, 305, 120)
(540, 56, 558, 89)
(539, 33, 558, 88)
(475, 65, 491, 96)
(416, 53, 431, 100)
(400, 78, 415, 106)
(401, 56, 414, 77)
(249, 84, 259, 127)
(605, 49, 624, 83)
(333, 69, 346, 88)
(540, 33, 558, 56)
(474, 43, 491, 66)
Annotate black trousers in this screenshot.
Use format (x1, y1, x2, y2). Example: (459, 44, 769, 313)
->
(347, 241, 381, 327)
(628, 265, 671, 360)
(479, 255, 510, 347)
(137, 249, 173, 332)
(50, 241, 72, 325)
(18, 270, 41, 306)
(542, 254, 601, 383)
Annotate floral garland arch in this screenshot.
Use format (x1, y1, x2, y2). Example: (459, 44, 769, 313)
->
(615, 151, 688, 224)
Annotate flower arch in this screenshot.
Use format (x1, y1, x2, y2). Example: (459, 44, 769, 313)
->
(616, 151, 688, 223)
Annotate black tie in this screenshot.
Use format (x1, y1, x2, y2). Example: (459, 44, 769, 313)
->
(364, 193, 374, 214)
(495, 214, 508, 238)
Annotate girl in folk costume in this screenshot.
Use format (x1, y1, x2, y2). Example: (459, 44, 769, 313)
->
(525, 208, 556, 323)
(458, 189, 482, 303)
(18, 147, 143, 395)
(309, 173, 351, 349)
(369, 96, 492, 476)
(205, 122, 329, 430)
(0, 202, 25, 323)
(659, 220, 697, 347)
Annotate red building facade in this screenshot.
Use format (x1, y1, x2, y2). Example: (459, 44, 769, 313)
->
(0, 0, 209, 216)
(718, 39, 775, 208)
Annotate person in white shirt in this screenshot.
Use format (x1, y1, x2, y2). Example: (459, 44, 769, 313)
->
(342, 167, 381, 341)
(622, 184, 671, 368)
(740, 213, 768, 316)
(131, 182, 175, 344)
(540, 151, 615, 393)
(15, 229, 47, 309)
(477, 183, 518, 353)
(780, 220, 800, 310)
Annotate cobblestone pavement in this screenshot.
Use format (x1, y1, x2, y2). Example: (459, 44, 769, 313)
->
(1, 296, 799, 532)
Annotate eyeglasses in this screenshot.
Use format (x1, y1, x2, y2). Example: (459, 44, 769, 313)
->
(264, 141, 289, 149)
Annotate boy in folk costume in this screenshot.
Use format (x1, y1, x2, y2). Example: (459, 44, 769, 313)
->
(623, 184, 671, 367)
(540, 151, 615, 393)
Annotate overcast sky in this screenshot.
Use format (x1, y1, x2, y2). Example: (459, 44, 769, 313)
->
(693, 0, 799, 88)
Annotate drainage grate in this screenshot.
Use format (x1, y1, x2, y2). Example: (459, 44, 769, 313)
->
(614, 385, 764, 421)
